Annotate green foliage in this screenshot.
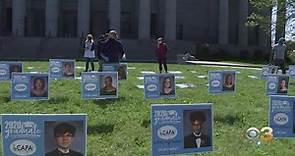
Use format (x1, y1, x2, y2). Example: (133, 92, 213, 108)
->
(1, 62, 295, 155)
(248, 0, 293, 38)
(286, 41, 295, 63)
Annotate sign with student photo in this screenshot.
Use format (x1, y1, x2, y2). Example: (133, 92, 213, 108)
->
(208, 71, 236, 94)
(1, 114, 87, 156)
(11, 73, 49, 100)
(266, 75, 289, 95)
(269, 95, 295, 137)
(151, 103, 213, 156)
(144, 74, 176, 99)
(81, 72, 118, 99)
(0, 61, 23, 81)
(102, 63, 128, 80)
(49, 59, 75, 79)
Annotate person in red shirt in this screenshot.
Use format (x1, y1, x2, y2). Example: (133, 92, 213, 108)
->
(155, 37, 168, 73)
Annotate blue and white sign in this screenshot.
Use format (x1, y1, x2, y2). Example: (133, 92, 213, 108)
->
(261, 65, 278, 80)
(102, 63, 128, 80)
(11, 73, 49, 100)
(81, 72, 118, 99)
(49, 59, 75, 79)
(151, 104, 213, 155)
(1, 114, 87, 156)
(288, 65, 295, 78)
(144, 74, 176, 99)
(269, 96, 295, 137)
(208, 71, 236, 93)
(0, 61, 23, 81)
(266, 75, 289, 95)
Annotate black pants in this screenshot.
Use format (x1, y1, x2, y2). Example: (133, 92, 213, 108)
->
(273, 58, 286, 74)
(85, 58, 95, 71)
(158, 58, 168, 73)
(97, 59, 104, 71)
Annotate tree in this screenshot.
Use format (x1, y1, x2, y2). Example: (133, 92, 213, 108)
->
(247, 0, 295, 44)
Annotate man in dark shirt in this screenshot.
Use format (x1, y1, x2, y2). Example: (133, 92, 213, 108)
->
(100, 30, 125, 63)
(95, 34, 108, 71)
(46, 123, 83, 156)
(184, 111, 210, 148)
(270, 37, 287, 74)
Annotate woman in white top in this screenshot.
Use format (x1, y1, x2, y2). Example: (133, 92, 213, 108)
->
(84, 34, 95, 71)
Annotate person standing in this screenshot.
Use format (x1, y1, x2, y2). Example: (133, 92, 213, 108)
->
(83, 34, 95, 72)
(270, 37, 287, 74)
(155, 37, 168, 73)
(95, 34, 108, 71)
(101, 30, 125, 63)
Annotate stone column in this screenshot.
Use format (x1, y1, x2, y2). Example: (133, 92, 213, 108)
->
(45, 0, 58, 37)
(77, 0, 90, 37)
(164, 0, 176, 40)
(0, 0, 3, 35)
(109, 0, 121, 35)
(12, 0, 26, 36)
(218, 0, 229, 45)
(238, 0, 248, 46)
(138, 0, 151, 39)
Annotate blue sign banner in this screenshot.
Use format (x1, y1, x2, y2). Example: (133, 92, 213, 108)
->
(1, 114, 87, 156)
(208, 71, 236, 93)
(49, 59, 75, 79)
(0, 61, 23, 81)
(261, 65, 278, 80)
(151, 104, 213, 155)
(11, 73, 49, 100)
(81, 72, 118, 99)
(144, 74, 176, 99)
(269, 96, 295, 137)
(102, 63, 128, 80)
(288, 65, 295, 78)
(266, 75, 289, 95)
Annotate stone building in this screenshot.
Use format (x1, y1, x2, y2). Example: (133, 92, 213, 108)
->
(0, 0, 269, 60)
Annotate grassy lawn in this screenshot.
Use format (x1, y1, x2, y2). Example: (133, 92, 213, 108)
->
(1, 62, 295, 156)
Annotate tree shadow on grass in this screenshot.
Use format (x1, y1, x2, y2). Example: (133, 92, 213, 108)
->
(92, 97, 126, 109)
(214, 113, 246, 125)
(0, 96, 10, 103)
(43, 96, 70, 104)
(141, 119, 150, 128)
(87, 124, 114, 135)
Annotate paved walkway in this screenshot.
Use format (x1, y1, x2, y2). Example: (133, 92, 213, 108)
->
(186, 61, 262, 68)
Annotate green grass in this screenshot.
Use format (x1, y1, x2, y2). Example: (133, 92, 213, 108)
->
(1, 62, 295, 156)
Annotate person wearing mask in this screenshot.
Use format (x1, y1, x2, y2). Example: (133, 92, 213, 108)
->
(83, 34, 95, 72)
(155, 37, 168, 73)
(100, 30, 125, 63)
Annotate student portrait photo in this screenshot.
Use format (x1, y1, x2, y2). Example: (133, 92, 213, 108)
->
(100, 75, 117, 95)
(63, 62, 75, 77)
(30, 76, 48, 97)
(160, 76, 175, 95)
(183, 110, 211, 148)
(278, 77, 288, 94)
(9, 64, 22, 78)
(222, 73, 235, 91)
(117, 65, 127, 80)
(45, 122, 85, 156)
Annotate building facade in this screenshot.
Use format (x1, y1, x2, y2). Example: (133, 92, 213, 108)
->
(0, 0, 269, 60)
